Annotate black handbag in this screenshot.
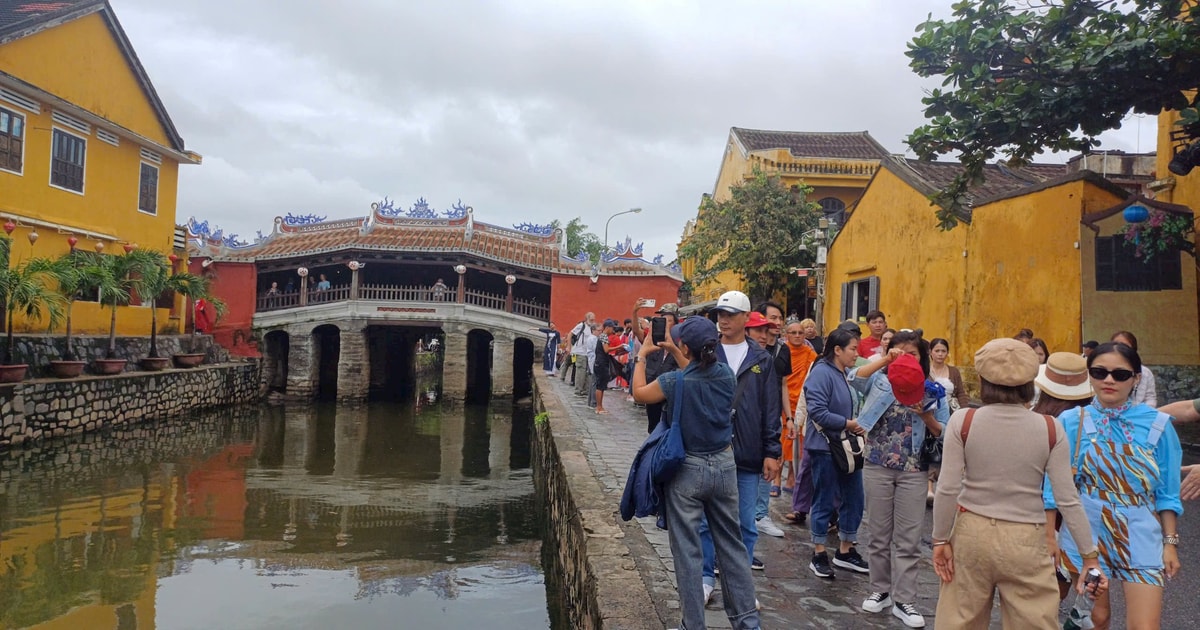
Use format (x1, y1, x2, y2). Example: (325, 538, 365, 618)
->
(919, 432, 943, 470)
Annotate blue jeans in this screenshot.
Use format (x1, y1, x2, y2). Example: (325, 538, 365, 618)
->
(665, 448, 760, 630)
(755, 476, 771, 521)
(808, 451, 863, 547)
(700, 469, 759, 583)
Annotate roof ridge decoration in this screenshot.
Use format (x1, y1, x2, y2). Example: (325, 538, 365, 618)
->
(512, 222, 555, 237)
(186, 217, 260, 250)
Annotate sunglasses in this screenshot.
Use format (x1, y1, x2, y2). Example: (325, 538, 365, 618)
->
(1087, 367, 1136, 382)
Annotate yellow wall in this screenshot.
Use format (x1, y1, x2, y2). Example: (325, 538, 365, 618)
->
(822, 168, 969, 363)
(1079, 209, 1200, 365)
(0, 11, 186, 333)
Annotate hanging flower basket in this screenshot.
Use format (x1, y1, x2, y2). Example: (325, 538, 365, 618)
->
(1122, 209, 1195, 261)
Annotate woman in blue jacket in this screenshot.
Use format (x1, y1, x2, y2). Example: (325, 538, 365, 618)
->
(803, 328, 867, 580)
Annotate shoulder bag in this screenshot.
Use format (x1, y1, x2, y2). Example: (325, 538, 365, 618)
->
(650, 375, 687, 484)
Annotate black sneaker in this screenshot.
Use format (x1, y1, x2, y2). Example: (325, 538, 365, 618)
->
(751, 557, 764, 571)
(809, 552, 834, 579)
(833, 547, 869, 574)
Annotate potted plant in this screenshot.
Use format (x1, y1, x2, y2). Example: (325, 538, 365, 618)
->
(46, 249, 92, 378)
(133, 251, 215, 369)
(167, 268, 222, 368)
(0, 237, 66, 382)
(89, 248, 153, 375)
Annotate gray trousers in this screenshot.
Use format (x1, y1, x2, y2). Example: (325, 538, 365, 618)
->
(574, 361, 590, 396)
(665, 448, 761, 630)
(863, 464, 927, 603)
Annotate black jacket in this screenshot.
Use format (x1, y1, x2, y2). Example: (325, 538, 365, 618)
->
(717, 338, 783, 472)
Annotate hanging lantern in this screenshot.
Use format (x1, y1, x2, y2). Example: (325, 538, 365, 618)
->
(297, 267, 309, 277)
(27, 230, 38, 245)
(505, 274, 517, 285)
(3, 220, 14, 235)
(1123, 204, 1150, 224)
(67, 236, 78, 249)
(168, 254, 179, 263)
(95, 241, 105, 252)
(123, 243, 134, 254)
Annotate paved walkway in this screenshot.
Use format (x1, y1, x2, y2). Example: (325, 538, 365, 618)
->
(540, 373, 946, 629)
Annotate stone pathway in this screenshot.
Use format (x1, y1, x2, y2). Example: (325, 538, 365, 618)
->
(540, 374, 946, 629)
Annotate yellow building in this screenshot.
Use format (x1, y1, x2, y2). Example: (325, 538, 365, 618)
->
(679, 127, 889, 312)
(0, 0, 201, 333)
(824, 154, 1199, 372)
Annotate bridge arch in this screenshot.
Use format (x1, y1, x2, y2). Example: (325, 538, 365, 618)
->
(313, 324, 341, 400)
(466, 329, 494, 403)
(263, 330, 290, 393)
(512, 337, 535, 399)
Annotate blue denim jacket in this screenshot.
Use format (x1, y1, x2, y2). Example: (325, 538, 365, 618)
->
(847, 368, 950, 448)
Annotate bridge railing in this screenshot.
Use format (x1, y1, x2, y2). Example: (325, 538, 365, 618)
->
(256, 282, 549, 321)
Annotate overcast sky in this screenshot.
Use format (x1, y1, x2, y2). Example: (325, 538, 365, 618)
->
(114, 0, 1150, 261)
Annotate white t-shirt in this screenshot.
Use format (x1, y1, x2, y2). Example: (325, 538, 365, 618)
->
(723, 341, 749, 374)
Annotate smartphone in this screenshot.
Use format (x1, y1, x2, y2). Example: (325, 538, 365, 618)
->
(643, 298, 656, 309)
(651, 317, 667, 345)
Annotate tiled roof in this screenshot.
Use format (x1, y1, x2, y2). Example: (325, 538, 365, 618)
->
(894, 158, 1068, 205)
(0, 0, 98, 40)
(731, 127, 891, 160)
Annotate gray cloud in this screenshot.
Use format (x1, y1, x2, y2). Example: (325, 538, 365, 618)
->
(112, 0, 1143, 257)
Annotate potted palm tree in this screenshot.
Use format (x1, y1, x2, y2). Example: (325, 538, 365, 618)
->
(167, 269, 221, 368)
(0, 238, 66, 382)
(46, 249, 92, 378)
(91, 249, 154, 375)
(132, 251, 213, 370)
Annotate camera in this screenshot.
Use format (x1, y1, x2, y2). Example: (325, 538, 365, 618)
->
(651, 317, 667, 345)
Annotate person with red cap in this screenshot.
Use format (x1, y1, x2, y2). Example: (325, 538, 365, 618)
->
(846, 329, 948, 628)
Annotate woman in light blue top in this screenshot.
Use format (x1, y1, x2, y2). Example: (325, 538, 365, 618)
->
(1044, 342, 1182, 630)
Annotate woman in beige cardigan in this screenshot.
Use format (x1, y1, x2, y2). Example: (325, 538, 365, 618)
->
(931, 338, 1107, 629)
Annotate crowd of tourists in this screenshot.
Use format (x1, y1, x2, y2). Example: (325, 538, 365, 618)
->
(547, 293, 1189, 630)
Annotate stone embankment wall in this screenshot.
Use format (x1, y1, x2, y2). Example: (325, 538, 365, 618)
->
(530, 374, 659, 630)
(1150, 365, 1200, 404)
(7, 334, 229, 378)
(0, 362, 260, 448)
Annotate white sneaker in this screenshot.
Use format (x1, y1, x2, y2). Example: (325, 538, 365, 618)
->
(703, 583, 715, 607)
(892, 602, 926, 628)
(755, 516, 785, 538)
(862, 591, 892, 613)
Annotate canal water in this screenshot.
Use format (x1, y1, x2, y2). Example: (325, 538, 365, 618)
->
(0, 400, 555, 630)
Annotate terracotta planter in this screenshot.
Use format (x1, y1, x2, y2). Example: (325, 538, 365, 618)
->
(93, 358, 128, 375)
(49, 360, 87, 379)
(0, 364, 28, 383)
(139, 357, 171, 372)
(172, 353, 206, 368)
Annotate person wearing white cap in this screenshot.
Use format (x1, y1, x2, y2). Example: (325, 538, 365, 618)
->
(696, 290, 782, 601)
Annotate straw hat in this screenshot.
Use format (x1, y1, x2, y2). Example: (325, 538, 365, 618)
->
(1034, 352, 1093, 400)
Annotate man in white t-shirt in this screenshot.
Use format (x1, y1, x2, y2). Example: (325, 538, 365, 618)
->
(564, 312, 596, 389)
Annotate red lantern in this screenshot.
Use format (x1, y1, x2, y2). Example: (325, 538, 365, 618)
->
(67, 236, 78, 249)
(123, 243, 134, 254)
(168, 254, 179, 263)
(95, 242, 105, 252)
(3, 220, 14, 235)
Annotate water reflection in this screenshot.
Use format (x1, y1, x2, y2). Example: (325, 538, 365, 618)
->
(0, 401, 548, 630)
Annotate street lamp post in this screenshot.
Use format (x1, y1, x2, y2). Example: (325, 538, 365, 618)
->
(603, 208, 642, 262)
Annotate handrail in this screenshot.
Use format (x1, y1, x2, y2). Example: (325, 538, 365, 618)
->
(255, 282, 546, 320)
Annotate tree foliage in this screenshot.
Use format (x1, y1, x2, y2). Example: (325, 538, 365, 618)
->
(678, 168, 821, 302)
(907, 0, 1200, 229)
(0, 239, 66, 364)
(549, 217, 605, 263)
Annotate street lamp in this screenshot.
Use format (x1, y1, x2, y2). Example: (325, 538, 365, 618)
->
(603, 207, 642, 259)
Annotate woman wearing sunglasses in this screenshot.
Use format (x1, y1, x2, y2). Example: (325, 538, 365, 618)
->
(1044, 341, 1183, 629)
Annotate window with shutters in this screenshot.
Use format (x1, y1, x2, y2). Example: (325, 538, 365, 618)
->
(138, 162, 158, 215)
(840, 275, 880, 321)
(50, 128, 86, 193)
(1094, 236, 1182, 292)
(0, 106, 23, 174)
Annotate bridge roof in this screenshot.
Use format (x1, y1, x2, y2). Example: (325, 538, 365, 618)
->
(187, 201, 682, 278)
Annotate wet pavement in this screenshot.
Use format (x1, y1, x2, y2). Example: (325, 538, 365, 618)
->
(542, 374, 1200, 630)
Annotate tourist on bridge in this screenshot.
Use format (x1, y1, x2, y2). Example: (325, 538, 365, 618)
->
(535, 323, 561, 375)
(432, 278, 448, 301)
(631, 315, 762, 630)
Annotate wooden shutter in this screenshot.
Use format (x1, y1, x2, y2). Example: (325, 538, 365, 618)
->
(1094, 237, 1115, 291)
(840, 282, 851, 321)
(868, 275, 880, 312)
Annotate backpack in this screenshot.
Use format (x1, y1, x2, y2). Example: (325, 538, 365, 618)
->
(570, 320, 585, 345)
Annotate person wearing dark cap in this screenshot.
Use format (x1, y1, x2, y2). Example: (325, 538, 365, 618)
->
(632, 316, 761, 630)
(847, 330, 948, 627)
(933, 339, 1105, 628)
(632, 299, 684, 433)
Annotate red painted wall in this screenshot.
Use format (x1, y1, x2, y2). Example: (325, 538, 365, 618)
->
(550, 274, 682, 329)
(192, 260, 259, 356)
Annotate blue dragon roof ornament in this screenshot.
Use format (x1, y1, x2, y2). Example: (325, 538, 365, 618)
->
(284, 213, 327, 226)
(513, 222, 555, 237)
(443, 199, 470, 219)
